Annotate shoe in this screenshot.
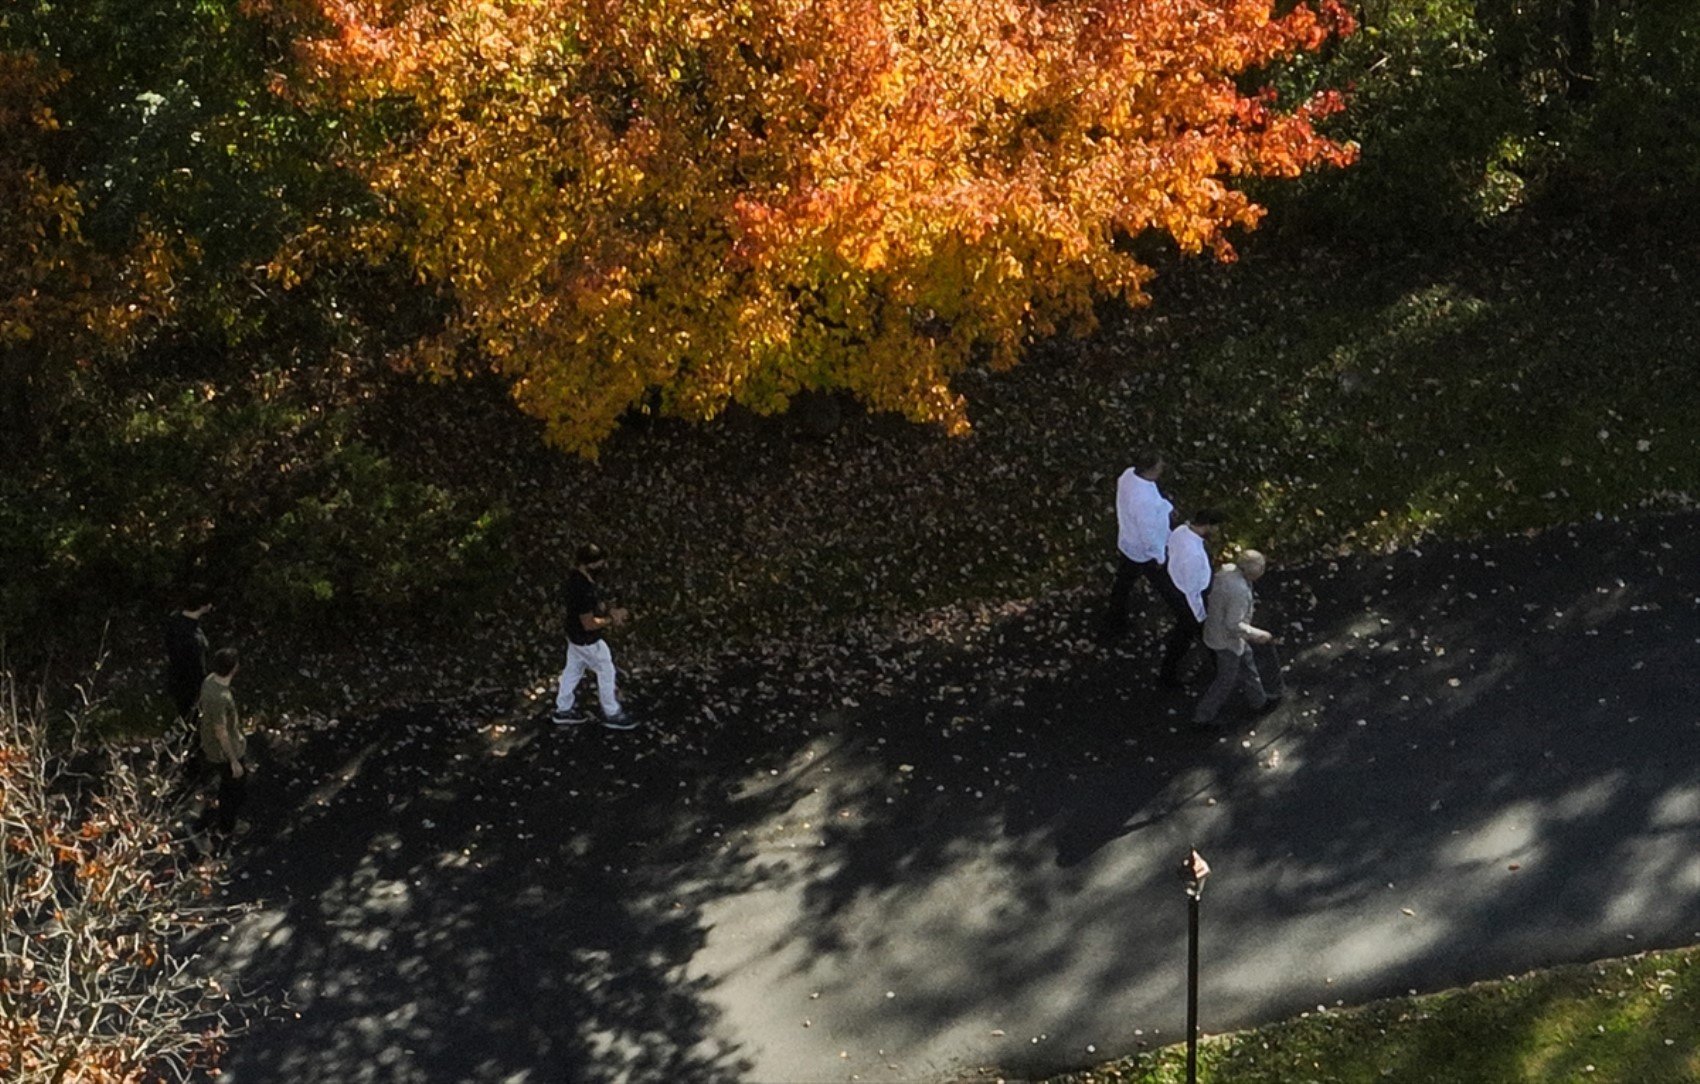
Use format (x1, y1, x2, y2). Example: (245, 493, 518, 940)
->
(601, 714, 638, 731)
(552, 710, 590, 726)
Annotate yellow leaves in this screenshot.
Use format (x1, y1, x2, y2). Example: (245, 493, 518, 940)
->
(270, 0, 1354, 454)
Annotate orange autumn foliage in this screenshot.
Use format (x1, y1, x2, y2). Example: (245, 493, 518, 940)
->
(261, 0, 1356, 455)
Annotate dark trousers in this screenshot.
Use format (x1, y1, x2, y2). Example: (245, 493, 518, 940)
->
(1160, 604, 1204, 684)
(1108, 555, 1199, 671)
(168, 675, 201, 725)
(1105, 555, 1166, 633)
(198, 760, 248, 835)
(1194, 647, 1268, 724)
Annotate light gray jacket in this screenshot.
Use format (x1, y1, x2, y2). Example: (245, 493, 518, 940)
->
(1201, 564, 1257, 655)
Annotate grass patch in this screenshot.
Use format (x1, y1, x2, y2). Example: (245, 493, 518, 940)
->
(1048, 946, 1700, 1084)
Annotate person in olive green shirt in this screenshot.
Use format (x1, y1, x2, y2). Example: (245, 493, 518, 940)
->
(197, 647, 247, 837)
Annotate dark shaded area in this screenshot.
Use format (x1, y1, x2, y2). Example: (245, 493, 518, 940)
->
(214, 511, 1700, 1082)
(213, 701, 770, 1083)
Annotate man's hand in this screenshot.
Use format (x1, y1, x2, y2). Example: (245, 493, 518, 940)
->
(1247, 628, 1275, 646)
(609, 607, 631, 626)
(231, 760, 246, 779)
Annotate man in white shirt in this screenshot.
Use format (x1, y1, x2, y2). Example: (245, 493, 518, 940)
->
(1103, 449, 1174, 638)
(1160, 508, 1225, 687)
(1193, 550, 1277, 726)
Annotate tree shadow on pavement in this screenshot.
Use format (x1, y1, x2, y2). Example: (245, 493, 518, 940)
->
(207, 512, 1700, 1083)
(727, 512, 1700, 1080)
(206, 698, 807, 1084)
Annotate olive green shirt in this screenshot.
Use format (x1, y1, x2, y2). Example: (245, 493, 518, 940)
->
(197, 675, 243, 764)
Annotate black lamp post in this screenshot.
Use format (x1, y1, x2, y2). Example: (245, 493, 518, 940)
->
(1178, 847, 1211, 1084)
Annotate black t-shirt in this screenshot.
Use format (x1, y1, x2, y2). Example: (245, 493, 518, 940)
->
(564, 569, 605, 646)
(164, 613, 208, 688)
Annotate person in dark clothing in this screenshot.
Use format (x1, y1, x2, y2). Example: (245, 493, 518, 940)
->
(553, 543, 633, 729)
(164, 585, 214, 724)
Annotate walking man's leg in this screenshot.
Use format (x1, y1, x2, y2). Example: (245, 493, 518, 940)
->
(1160, 616, 1201, 686)
(555, 645, 589, 718)
(1157, 577, 1200, 686)
(585, 641, 629, 726)
(1193, 648, 1242, 725)
(1105, 555, 1138, 633)
(216, 763, 248, 835)
(1236, 648, 1269, 711)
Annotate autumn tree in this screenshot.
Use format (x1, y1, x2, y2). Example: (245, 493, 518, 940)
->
(0, 48, 181, 452)
(0, 672, 240, 1082)
(260, 0, 1356, 455)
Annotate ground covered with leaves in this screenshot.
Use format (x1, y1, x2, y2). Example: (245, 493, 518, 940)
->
(114, 206, 1696, 731)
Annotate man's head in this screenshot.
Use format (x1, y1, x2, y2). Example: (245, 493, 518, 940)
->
(1190, 507, 1227, 538)
(1238, 549, 1268, 581)
(576, 543, 608, 572)
(1131, 448, 1165, 479)
(182, 583, 214, 617)
(210, 647, 239, 679)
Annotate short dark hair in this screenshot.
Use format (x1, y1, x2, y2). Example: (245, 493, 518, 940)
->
(1131, 448, 1164, 473)
(1191, 507, 1228, 527)
(182, 582, 214, 610)
(210, 647, 239, 677)
(576, 543, 606, 567)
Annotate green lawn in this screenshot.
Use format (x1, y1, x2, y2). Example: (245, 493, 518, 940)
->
(1049, 947, 1700, 1084)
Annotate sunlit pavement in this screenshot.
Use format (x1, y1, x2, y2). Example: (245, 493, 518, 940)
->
(213, 512, 1700, 1083)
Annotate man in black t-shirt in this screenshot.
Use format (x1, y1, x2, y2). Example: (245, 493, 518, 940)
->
(164, 585, 214, 725)
(553, 544, 633, 729)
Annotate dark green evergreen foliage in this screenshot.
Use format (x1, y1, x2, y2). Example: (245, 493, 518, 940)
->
(1263, 0, 1700, 241)
(0, 2, 507, 642)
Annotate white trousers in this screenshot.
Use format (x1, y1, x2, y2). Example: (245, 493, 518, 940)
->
(556, 640, 622, 717)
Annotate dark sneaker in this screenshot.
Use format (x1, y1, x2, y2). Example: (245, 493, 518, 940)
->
(552, 710, 590, 726)
(601, 714, 638, 731)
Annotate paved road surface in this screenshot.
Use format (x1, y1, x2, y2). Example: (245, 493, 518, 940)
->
(212, 513, 1700, 1082)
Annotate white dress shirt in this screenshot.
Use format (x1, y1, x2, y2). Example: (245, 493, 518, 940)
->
(1116, 470, 1173, 562)
(1165, 525, 1212, 621)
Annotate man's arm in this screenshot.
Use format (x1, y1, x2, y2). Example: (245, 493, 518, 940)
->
(1114, 473, 1135, 536)
(577, 609, 627, 632)
(1233, 593, 1273, 644)
(216, 706, 244, 777)
(1216, 584, 1266, 643)
(1169, 541, 1207, 597)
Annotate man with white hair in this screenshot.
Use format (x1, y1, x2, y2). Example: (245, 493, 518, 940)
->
(1193, 549, 1277, 727)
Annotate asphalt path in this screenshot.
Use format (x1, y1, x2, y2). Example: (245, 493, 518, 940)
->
(211, 512, 1700, 1083)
